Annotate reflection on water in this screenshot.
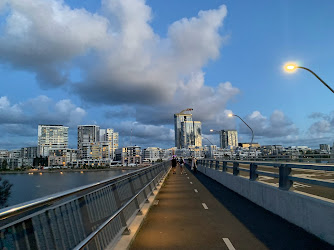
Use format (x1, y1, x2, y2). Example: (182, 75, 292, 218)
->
(2, 170, 132, 207)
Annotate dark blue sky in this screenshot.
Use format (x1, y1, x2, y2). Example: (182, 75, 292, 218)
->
(1, 0, 334, 149)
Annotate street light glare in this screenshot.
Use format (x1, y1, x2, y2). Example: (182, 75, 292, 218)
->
(210, 129, 214, 132)
(228, 113, 233, 117)
(284, 63, 298, 72)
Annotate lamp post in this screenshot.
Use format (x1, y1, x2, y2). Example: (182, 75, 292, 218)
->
(202, 136, 214, 145)
(285, 63, 334, 94)
(202, 136, 215, 159)
(228, 113, 254, 159)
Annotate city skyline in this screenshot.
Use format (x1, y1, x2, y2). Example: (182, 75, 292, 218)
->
(1, 0, 334, 150)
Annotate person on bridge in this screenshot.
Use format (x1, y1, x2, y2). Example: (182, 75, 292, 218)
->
(191, 156, 197, 174)
(179, 157, 185, 174)
(171, 156, 177, 174)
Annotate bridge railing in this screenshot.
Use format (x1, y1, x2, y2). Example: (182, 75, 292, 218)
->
(0, 161, 170, 250)
(198, 159, 334, 190)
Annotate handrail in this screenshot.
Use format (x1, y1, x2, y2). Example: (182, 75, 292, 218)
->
(205, 159, 334, 171)
(73, 168, 165, 249)
(199, 159, 334, 191)
(0, 165, 154, 220)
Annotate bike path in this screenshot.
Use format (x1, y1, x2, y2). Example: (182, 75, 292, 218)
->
(130, 165, 332, 250)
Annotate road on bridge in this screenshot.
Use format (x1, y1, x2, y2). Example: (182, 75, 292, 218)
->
(130, 165, 332, 250)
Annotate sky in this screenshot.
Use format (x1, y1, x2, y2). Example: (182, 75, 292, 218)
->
(1, 0, 334, 150)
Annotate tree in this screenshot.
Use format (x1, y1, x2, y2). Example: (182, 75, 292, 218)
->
(0, 176, 12, 208)
(1, 160, 7, 170)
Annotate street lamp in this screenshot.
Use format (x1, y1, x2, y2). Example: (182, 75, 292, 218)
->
(202, 136, 214, 145)
(284, 63, 334, 94)
(228, 113, 254, 147)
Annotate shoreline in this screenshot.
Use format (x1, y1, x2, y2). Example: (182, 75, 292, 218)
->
(0, 167, 146, 174)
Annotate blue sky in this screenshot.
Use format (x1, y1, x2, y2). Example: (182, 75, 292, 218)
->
(1, 0, 334, 150)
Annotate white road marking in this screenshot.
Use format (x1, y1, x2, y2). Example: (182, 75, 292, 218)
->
(223, 238, 236, 250)
(194, 189, 198, 193)
(190, 182, 193, 184)
(202, 203, 208, 209)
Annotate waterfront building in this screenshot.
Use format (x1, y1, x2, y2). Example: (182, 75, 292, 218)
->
(0, 150, 9, 158)
(20, 147, 37, 159)
(220, 130, 238, 149)
(38, 125, 68, 157)
(115, 146, 142, 166)
(77, 125, 100, 159)
(48, 149, 78, 167)
(143, 147, 161, 162)
(100, 128, 119, 160)
(9, 149, 21, 159)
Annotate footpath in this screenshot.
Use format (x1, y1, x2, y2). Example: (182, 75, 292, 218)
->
(130, 165, 333, 250)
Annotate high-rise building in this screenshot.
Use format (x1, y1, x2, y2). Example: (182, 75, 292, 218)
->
(174, 112, 193, 149)
(100, 129, 119, 160)
(193, 121, 202, 147)
(174, 110, 202, 149)
(38, 125, 69, 157)
(220, 130, 238, 148)
(77, 125, 100, 159)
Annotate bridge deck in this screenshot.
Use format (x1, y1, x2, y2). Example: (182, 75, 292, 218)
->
(130, 165, 332, 249)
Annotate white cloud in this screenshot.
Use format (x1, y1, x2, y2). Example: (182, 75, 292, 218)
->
(242, 110, 298, 138)
(0, 95, 86, 128)
(0, 0, 110, 86)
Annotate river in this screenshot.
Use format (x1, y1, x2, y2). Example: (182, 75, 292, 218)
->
(1, 170, 133, 207)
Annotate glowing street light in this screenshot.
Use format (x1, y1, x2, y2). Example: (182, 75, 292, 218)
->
(284, 63, 334, 94)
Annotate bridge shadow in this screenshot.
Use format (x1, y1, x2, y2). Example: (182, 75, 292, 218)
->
(186, 165, 333, 250)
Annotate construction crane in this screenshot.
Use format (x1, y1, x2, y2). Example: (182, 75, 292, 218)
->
(175, 108, 193, 115)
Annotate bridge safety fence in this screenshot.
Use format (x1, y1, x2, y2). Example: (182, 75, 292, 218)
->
(197, 159, 334, 190)
(0, 161, 170, 250)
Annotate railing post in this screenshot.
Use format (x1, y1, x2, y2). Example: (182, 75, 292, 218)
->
(215, 161, 219, 170)
(222, 161, 227, 172)
(279, 164, 292, 190)
(210, 160, 214, 169)
(112, 184, 131, 235)
(233, 162, 239, 176)
(139, 173, 149, 203)
(129, 178, 142, 215)
(250, 163, 258, 181)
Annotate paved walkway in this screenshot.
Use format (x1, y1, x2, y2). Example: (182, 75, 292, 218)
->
(130, 165, 333, 250)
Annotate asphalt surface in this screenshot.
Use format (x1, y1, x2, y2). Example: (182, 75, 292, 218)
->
(130, 165, 333, 250)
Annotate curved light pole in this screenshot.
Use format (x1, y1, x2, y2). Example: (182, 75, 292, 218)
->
(202, 136, 214, 145)
(202, 136, 214, 159)
(285, 63, 334, 94)
(228, 113, 254, 148)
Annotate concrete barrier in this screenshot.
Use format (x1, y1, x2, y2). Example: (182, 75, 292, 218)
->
(198, 165, 334, 245)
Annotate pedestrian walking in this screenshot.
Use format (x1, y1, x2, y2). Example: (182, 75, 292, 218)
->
(171, 156, 177, 174)
(191, 157, 197, 174)
(179, 157, 185, 174)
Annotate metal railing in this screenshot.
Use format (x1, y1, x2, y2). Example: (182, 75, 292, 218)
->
(215, 153, 334, 164)
(198, 159, 334, 191)
(0, 161, 170, 250)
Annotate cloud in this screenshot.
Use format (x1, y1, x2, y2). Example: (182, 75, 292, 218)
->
(0, 95, 86, 129)
(0, 0, 110, 87)
(307, 111, 334, 137)
(0, 1, 232, 113)
(242, 110, 298, 139)
(107, 121, 174, 148)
